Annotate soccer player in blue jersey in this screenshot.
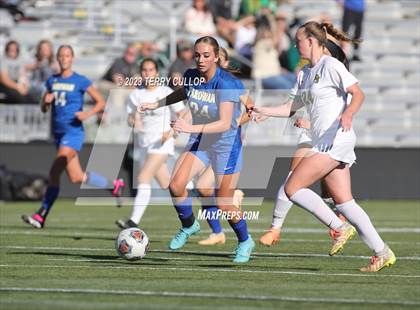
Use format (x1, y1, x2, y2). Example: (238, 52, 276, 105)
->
(22, 45, 125, 229)
(141, 36, 255, 263)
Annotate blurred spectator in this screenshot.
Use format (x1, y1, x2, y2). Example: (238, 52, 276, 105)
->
(233, 15, 257, 59)
(101, 43, 139, 86)
(184, 0, 217, 37)
(26, 39, 59, 101)
(209, 0, 237, 46)
(338, 0, 365, 61)
(0, 0, 24, 22)
(137, 41, 166, 72)
(239, 0, 277, 17)
(252, 26, 296, 90)
(0, 40, 36, 104)
(168, 40, 195, 89)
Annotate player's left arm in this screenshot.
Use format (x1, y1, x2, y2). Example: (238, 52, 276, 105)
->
(75, 85, 106, 121)
(171, 101, 234, 134)
(340, 83, 364, 131)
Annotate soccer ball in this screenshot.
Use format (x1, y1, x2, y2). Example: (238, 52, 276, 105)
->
(115, 228, 149, 260)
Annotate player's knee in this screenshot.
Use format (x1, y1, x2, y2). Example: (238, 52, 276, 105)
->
(283, 183, 296, 199)
(169, 180, 185, 197)
(196, 188, 214, 197)
(68, 173, 83, 184)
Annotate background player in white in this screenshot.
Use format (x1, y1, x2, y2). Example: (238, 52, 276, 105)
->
(253, 22, 396, 272)
(258, 37, 350, 246)
(116, 58, 185, 229)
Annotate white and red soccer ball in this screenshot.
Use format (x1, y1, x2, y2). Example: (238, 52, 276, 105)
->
(115, 228, 149, 260)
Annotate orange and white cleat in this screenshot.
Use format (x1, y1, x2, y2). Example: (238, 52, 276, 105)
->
(360, 245, 396, 272)
(233, 189, 244, 210)
(198, 232, 226, 245)
(259, 228, 281, 246)
(329, 222, 356, 256)
(329, 214, 348, 239)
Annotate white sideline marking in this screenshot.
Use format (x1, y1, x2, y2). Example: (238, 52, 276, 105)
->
(1, 245, 419, 261)
(0, 264, 418, 279)
(0, 287, 419, 306)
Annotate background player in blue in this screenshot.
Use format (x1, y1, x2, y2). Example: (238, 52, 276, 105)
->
(22, 45, 125, 229)
(141, 36, 255, 263)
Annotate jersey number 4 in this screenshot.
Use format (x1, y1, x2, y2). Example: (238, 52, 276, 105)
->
(53, 91, 67, 106)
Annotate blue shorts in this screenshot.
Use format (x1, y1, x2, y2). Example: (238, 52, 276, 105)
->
(54, 130, 84, 152)
(186, 141, 243, 175)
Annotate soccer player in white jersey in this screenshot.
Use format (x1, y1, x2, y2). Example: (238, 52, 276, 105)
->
(253, 22, 396, 272)
(116, 58, 185, 229)
(258, 38, 349, 246)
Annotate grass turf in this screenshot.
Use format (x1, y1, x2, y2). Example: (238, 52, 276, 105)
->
(0, 199, 419, 309)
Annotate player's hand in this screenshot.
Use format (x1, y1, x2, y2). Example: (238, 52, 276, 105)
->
(252, 114, 269, 123)
(41, 93, 55, 112)
(340, 111, 353, 131)
(16, 84, 28, 95)
(138, 102, 158, 113)
(171, 118, 193, 133)
(294, 118, 311, 129)
(75, 111, 91, 121)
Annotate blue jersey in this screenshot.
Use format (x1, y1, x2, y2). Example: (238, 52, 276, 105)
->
(183, 67, 243, 152)
(46, 72, 92, 133)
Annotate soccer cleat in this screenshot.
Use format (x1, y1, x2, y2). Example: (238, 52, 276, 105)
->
(233, 235, 255, 263)
(115, 219, 138, 230)
(360, 245, 396, 272)
(198, 232, 226, 245)
(329, 222, 356, 256)
(169, 220, 200, 250)
(21, 214, 44, 229)
(112, 179, 125, 208)
(259, 228, 281, 246)
(233, 189, 244, 210)
(329, 214, 348, 239)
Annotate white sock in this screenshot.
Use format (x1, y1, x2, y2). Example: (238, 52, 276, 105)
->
(336, 199, 385, 254)
(290, 188, 343, 230)
(271, 172, 293, 229)
(130, 184, 151, 224)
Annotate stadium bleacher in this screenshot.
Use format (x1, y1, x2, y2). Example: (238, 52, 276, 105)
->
(0, 0, 419, 147)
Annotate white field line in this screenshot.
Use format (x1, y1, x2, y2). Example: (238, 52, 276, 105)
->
(2, 227, 420, 234)
(0, 263, 419, 279)
(1, 245, 419, 261)
(2, 229, 420, 245)
(0, 287, 419, 306)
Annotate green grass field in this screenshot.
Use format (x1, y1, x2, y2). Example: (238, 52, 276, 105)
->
(0, 199, 419, 309)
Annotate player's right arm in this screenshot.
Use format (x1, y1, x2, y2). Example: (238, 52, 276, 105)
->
(252, 99, 303, 118)
(41, 91, 54, 113)
(139, 87, 187, 113)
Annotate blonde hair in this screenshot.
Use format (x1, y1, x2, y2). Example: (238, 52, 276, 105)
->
(299, 21, 361, 46)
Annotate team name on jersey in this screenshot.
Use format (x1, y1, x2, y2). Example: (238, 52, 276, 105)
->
(188, 89, 216, 104)
(52, 83, 75, 92)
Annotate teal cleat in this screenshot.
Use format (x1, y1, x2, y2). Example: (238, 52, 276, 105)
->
(169, 220, 201, 250)
(233, 235, 255, 263)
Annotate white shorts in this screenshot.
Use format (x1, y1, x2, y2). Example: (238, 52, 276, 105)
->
(134, 137, 175, 161)
(312, 129, 356, 166)
(297, 129, 312, 146)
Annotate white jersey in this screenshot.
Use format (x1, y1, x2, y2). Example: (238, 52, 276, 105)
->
(295, 55, 358, 145)
(127, 86, 185, 147)
(289, 76, 312, 146)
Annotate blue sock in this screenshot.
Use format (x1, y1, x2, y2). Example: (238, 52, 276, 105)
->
(37, 186, 60, 219)
(201, 195, 222, 234)
(174, 196, 195, 227)
(86, 171, 110, 188)
(229, 219, 249, 242)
